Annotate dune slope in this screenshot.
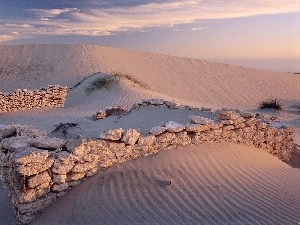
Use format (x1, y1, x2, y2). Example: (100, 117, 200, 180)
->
(0, 44, 299, 109)
(32, 143, 300, 225)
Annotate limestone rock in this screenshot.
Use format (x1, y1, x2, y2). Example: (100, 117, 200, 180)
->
(149, 126, 167, 135)
(72, 161, 97, 173)
(95, 111, 106, 120)
(122, 129, 140, 145)
(66, 137, 87, 156)
(27, 171, 51, 189)
(87, 167, 98, 177)
(200, 107, 212, 111)
(12, 147, 49, 165)
(55, 151, 78, 164)
(0, 125, 16, 139)
(2, 136, 34, 152)
(83, 154, 99, 162)
(52, 183, 69, 192)
(53, 174, 67, 183)
(32, 136, 66, 149)
(148, 99, 164, 105)
(17, 158, 54, 176)
(52, 160, 74, 174)
(216, 110, 239, 120)
(165, 121, 185, 133)
(189, 115, 214, 125)
(67, 172, 85, 181)
(16, 193, 57, 214)
(99, 128, 124, 141)
(165, 100, 179, 108)
(240, 112, 256, 118)
(15, 125, 47, 138)
(138, 135, 156, 146)
(185, 123, 211, 133)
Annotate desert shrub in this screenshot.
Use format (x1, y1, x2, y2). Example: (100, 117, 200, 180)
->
(259, 98, 282, 110)
(85, 75, 119, 95)
(112, 72, 149, 89)
(51, 123, 78, 138)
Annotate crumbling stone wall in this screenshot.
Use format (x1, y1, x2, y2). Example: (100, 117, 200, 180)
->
(0, 105, 295, 224)
(0, 85, 67, 112)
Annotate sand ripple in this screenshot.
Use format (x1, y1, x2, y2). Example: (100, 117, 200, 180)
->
(32, 143, 300, 225)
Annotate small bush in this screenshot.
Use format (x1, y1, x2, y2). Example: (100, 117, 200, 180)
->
(85, 76, 119, 95)
(259, 98, 282, 110)
(112, 72, 149, 89)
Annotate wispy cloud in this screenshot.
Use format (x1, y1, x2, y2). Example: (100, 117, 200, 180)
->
(0, 0, 299, 42)
(29, 8, 80, 21)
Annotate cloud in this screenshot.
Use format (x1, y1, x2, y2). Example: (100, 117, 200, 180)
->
(30, 8, 80, 21)
(0, 0, 299, 42)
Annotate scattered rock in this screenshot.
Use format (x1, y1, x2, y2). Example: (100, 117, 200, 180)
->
(95, 111, 106, 120)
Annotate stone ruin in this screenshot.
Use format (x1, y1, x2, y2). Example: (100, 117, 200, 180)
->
(0, 99, 296, 224)
(0, 85, 67, 113)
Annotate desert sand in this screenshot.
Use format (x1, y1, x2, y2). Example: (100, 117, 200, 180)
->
(0, 44, 299, 224)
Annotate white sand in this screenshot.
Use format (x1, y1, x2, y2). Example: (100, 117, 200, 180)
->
(0, 44, 299, 224)
(32, 143, 300, 225)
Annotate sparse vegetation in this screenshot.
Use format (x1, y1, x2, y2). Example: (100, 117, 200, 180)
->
(259, 98, 283, 110)
(51, 123, 78, 138)
(85, 75, 119, 95)
(112, 72, 149, 89)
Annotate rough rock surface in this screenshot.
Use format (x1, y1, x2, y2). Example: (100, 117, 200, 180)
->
(99, 128, 124, 141)
(165, 121, 185, 133)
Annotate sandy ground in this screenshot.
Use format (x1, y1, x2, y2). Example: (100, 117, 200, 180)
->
(0, 44, 299, 224)
(31, 143, 300, 225)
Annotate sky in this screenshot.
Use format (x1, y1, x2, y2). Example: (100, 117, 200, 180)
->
(0, 0, 299, 72)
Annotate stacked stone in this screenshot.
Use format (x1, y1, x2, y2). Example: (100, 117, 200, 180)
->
(0, 125, 60, 224)
(95, 106, 127, 120)
(0, 110, 296, 224)
(0, 85, 67, 113)
(131, 98, 212, 111)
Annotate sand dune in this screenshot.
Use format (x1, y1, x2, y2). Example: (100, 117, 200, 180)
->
(31, 143, 300, 225)
(0, 44, 299, 224)
(0, 44, 299, 109)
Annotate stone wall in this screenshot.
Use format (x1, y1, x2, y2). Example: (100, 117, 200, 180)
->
(0, 85, 67, 112)
(0, 107, 295, 224)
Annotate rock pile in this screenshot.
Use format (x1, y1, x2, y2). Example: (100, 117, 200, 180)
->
(0, 108, 295, 224)
(0, 85, 67, 113)
(95, 106, 127, 120)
